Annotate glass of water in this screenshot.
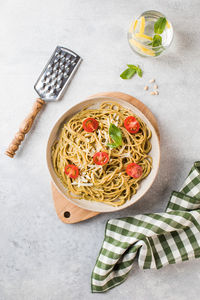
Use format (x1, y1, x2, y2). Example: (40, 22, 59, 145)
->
(128, 10, 173, 57)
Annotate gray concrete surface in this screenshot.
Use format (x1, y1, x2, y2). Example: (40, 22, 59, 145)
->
(1, 0, 200, 299)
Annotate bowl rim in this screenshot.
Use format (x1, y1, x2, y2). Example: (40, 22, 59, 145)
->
(46, 96, 161, 212)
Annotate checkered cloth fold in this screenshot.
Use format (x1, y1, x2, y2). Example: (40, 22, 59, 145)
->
(91, 161, 200, 293)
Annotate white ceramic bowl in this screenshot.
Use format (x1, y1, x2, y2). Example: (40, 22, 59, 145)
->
(47, 96, 160, 212)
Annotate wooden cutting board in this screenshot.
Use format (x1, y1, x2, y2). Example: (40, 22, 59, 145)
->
(51, 91, 160, 224)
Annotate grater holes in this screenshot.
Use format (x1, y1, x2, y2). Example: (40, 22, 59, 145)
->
(54, 58, 59, 64)
(51, 73, 58, 79)
(56, 78, 62, 85)
(60, 51, 66, 59)
(46, 70, 52, 76)
(56, 81, 62, 89)
(56, 87, 61, 92)
(40, 83, 46, 90)
(61, 57, 66, 63)
(51, 78, 57, 85)
(57, 74, 63, 81)
(65, 62, 70, 69)
(55, 50, 61, 58)
(66, 54, 71, 61)
(53, 62, 59, 71)
(47, 64, 53, 70)
(65, 67, 70, 73)
(45, 77, 52, 84)
(71, 57, 76, 63)
(42, 75, 47, 82)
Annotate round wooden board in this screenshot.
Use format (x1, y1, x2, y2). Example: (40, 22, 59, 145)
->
(51, 92, 160, 224)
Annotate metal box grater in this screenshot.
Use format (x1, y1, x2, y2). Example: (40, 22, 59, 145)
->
(34, 46, 82, 101)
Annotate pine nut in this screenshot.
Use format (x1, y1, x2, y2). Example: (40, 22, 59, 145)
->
(149, 79, 155, 83)
(154, 84, 158, 89)
(144, 85, 149, 91)
(155, 90, 159, 95)
(150, 91, 156, 95)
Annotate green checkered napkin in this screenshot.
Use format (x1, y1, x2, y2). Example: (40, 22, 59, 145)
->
(91, 161, 200, 293)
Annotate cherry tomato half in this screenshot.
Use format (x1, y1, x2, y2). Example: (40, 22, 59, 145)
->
(82, 118, 99, 132)
(65, 164, 79, 179)
(126, 163, 143, 178)
(124, 116, 140, 134)
(93, 152, 109, 165)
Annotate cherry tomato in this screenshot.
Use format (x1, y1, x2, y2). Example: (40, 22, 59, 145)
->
(124, 116, 140, 134)
(65, 164, 79, 179)
(82, 118, 99, 132)
(93, 152, 109, 165)
(126, 163, 143, 178)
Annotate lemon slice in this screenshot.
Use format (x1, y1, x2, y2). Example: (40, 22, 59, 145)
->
(139, 16, 145, 34)
(129, 38, 155, 56)
(133, 19, 138, 31)
(166, 20, 171, 29)
(135, 33, 153, 41)
(129, 19, 138, 34)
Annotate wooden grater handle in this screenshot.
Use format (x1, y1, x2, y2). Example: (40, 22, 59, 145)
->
(5, 98, 45, 158)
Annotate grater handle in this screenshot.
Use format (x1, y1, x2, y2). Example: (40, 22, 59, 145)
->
(5, 98, 45, 158)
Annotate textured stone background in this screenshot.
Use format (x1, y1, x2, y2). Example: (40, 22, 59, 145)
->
(1, 0, 200, 299)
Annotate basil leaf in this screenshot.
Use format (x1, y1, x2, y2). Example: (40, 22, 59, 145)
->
(154, 17, 167, 34)
(137, 65, 143, 77)
(152, 34, 162, 47)
(120, 65, 143, 79)
(107, 143, 118, 148)
(127, 64, 143, 77)
(127, 64, 138, 70)
(109, 124, 122, 145)
(120, 68, 136, 79)
(107, 124, 122, 148)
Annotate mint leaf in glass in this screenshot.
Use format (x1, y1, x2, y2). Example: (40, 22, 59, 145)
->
(154, 17, 167, 34)
(152, 35, 162, 47)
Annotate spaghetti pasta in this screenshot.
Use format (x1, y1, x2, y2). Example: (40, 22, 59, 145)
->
(52, 102, 152, 206)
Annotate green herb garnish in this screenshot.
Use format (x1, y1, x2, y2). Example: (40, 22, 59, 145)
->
(107, 124, 122, 148)
(152, 34, 162, 47)
(149, 17, 167, 56)
(120, 65, 143, 80)
(120, 68, 136, 80)
(137, 66, 143, 77)
(154, 17, 167, 34)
